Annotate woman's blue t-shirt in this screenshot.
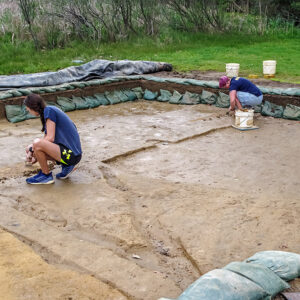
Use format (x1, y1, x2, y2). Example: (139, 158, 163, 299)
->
(229, 77, 262, 97)
(44, 106, 82, 156)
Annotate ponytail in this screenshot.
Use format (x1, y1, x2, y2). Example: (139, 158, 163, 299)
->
(23, 94, 47, 132)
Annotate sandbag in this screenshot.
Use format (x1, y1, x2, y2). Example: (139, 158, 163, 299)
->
(176, 269, 268, 300)
(5, 105, 37, 123)
(201, 90, 217, 105)
(144, 89, 158, 100)
(122, 90, 137, 101)
(246, 251, 300, 281)
(181, 91, 200, 105)
(254, 104, 262, 113)
(215, 92, 230, 108)
(157, 89, 172, 102)
(84, 96, 101, 108)
(261, 101, 284, 118)
(56, 96, 76, 112)
(132, 87, 144, 99)
(115, 90, 130, 102)
(283, 104, 300, 120)
(71, 96, 90, 110)
(169, 90, 182, 104)
(46, 101, 62, 109)
(224, 262, 289, 297)
(94, 93, 110, 105)
(105, 91, 122, 104)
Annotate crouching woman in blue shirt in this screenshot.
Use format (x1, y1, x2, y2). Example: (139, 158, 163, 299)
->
(219, 76, 263, 111)
(24, 94, 82, 184)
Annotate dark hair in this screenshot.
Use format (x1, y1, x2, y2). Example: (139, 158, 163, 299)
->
(24, 94, 47, 132)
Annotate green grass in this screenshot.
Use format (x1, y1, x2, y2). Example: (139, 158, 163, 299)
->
(0, 32, 299, 83)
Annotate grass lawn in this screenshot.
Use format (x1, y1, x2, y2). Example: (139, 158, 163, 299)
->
(0, 32, 299, 83)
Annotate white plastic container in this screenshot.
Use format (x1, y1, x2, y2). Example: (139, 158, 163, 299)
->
(263, 60, 276, 75)
(226, 63, 240, 77)
(235, 109, 254, 128)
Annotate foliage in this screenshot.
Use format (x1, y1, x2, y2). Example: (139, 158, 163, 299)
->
(0, 0, 298, 48)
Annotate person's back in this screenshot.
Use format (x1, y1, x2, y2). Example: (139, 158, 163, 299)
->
(229, 77, 262, 97)
(44, 106, 82, 156)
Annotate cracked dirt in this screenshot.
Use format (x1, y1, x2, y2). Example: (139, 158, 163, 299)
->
(0, 100, 299, 299)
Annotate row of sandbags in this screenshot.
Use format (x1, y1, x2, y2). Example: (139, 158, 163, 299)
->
(1, 75, 300, 100)
(5, 88, 300, 123)
(159, 251, 300, 300)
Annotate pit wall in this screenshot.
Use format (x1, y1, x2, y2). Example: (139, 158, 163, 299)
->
(1, 75, 300, 121)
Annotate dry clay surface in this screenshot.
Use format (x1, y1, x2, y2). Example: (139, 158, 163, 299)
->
(0, 101, 299, 300)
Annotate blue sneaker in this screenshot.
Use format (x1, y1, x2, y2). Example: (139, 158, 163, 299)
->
(56, 164, 76, 179)
(26, 171, 54, 185)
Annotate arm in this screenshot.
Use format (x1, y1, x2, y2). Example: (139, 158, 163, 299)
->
(229, 90, 242, 110)
(44, 119, 56, 142)
(229, 90, 237, 111)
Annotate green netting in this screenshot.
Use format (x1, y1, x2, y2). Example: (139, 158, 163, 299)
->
(5, 104, 37, 123)
(122, 90, 138, 101)
(201, 90, 217, 105)
(215, 92, 230, 108)
(224, 262, 289, 298)
(56, 96, 76, 112)
(169, 90, 182, 104)
(71, 96, 90, 110)
(84, 96, 101, 108)
(144, 89, 158, 100)
(246, 251, 300, 281)
(283, 104, 300, 120)
(181, 91, 200, 105)
(261, 101, 284, 118)
(94, 93, 110, 105)
(157, 89, 172, 102)
(105, 91, 122, 104)
(177, 269, 268, 300)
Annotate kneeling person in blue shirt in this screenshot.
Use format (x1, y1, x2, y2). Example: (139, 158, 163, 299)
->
(24, 94, 82, 184)
(219, 76, 263, 112)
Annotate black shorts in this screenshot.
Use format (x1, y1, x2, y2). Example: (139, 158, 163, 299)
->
(57, 144, 82, 166)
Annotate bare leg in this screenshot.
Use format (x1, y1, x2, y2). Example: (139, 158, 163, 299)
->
(33, 139, 61, 174)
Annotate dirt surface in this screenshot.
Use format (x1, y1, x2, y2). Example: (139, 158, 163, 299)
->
(0, 100, 300, 299)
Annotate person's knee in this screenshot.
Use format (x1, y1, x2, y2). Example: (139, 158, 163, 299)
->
(32, 138, 42, 151)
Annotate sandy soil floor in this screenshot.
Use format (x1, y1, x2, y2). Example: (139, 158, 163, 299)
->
(0, 100, 299, 299)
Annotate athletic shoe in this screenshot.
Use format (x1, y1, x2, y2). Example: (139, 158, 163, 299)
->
(26, 171, 54, 185)
(56, 164, 76, 179)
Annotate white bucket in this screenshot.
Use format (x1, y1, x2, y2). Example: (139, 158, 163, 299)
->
(263, 60, 276, 75)
(235, 109, 254, 128)
(226, 63, 240, 77)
